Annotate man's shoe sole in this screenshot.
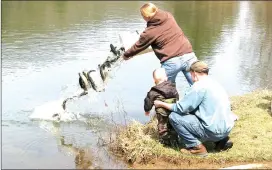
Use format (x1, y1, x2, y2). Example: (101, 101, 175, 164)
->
(180, 149, 208, 157)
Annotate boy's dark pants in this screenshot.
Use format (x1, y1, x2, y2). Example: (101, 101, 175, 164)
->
(156, 111, 179, 146)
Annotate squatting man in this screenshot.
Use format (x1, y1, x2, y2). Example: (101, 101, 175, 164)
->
(154, 61, 237, 156)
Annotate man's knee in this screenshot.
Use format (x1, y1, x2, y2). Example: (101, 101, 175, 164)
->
(169, 113, 199, 127)
(169, 112, 176, 122)
(169, 112, 181, 126)
(169, 112, 187, 122)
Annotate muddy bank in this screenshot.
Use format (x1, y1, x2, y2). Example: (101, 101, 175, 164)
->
(131, 159, 272, 169)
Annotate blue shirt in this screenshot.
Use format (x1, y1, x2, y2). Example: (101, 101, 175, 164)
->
(171, 76, 235, 134)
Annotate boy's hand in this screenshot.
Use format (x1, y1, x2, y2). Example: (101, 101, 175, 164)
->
(154, 100, 163, 108)
(145, 111, 150, 116)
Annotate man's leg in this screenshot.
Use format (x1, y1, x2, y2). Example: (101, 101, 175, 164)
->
(161, 58, 180, 84)
(180, 52, 198, 86)
(169, 112, 207, 155)
(169, 113, 204, 148)
(161, 53, 197, 85)
(182, 70, 193, 86)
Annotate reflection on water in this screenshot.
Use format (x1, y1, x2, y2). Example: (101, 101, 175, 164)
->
(53, 123, 99, 169)
(239, 2, 272, 91)
(172, 1, 240, 59)
(2, 1, 272, 169)
(38, 120, 126, 169)
(209, 1, 272, 95)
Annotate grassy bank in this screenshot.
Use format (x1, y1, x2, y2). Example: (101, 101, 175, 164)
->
(109, 90, 272, 168)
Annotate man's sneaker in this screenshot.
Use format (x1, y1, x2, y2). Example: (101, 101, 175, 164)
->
(180, 144, 208, 157)
(214, 136, 233, 151)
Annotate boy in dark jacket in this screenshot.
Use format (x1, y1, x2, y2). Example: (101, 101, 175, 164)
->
(144, 68, 179, 146)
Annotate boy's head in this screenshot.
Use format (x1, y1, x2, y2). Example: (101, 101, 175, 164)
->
(153, 68, 168, 85)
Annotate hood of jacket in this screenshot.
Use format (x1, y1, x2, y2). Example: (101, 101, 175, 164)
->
(147, 9, 168, 27)
(151, 81, 177, 99)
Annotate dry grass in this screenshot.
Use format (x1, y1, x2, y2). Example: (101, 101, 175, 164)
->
(109, 90, 272, 166)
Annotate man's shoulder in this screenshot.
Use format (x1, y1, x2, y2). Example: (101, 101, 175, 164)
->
(193, 77, 227, 95)
(192, 80, 207, 90)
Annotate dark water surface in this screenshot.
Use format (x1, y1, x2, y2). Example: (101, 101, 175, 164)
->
(2, 1, 272, 169)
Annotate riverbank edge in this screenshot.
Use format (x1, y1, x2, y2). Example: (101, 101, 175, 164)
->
(108, 90, 272, 169)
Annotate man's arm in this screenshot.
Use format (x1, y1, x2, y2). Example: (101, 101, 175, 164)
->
(154, 101, 174, 110)
(123, 30, 153, 59)
(154, 87, 205, 115)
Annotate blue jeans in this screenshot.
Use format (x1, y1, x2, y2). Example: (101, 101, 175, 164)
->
(161, 52, 197, 86)
(169, 112, 230, 148)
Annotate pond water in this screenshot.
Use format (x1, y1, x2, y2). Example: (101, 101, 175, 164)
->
(2, 1, 272, 169)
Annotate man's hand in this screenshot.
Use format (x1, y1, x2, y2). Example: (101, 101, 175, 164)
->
(122, 55, 131, 61)
(145, 111, 150, 116)
(154, 100, 174, 111)
(154, 100, 164, 108)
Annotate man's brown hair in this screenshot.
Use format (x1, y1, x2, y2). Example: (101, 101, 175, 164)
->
(190, 61, 209, 74)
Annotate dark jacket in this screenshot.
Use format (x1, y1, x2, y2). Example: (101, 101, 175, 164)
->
(124, 9, 193, 63)
(144, 81, 179, 116)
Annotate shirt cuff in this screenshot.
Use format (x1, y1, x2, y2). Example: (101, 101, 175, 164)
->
(123, 52, 130, 58)
(171, 104, 177, 112)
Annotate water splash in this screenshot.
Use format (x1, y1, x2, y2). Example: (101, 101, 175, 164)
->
(29, 99, 79, 122)
(29, 30, 144, 123)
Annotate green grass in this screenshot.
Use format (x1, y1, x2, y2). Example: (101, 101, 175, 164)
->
(109, 90, 272, 165)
